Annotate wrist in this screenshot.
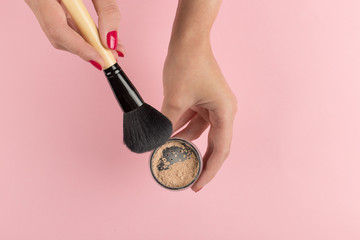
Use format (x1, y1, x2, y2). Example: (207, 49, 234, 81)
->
(168, 32, 211, 56)
(168, 0, 221, 57)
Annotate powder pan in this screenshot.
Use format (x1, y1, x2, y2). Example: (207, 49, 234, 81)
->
(149, 138, 203, 191)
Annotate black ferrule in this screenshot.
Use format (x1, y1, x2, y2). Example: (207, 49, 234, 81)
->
(104, 63, 144, 113)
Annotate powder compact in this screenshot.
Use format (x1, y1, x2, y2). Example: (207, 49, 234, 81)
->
(150, 138, 202, 190)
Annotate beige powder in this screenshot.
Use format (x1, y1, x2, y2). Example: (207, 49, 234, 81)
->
(151, 140, 200, 189)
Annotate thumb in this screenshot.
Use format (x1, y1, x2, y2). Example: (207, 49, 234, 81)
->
(161, 99, 190, 133)
(92, 0, 121, 50)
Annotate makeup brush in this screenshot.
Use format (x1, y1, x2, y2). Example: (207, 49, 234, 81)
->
(62, 0, 172, 153)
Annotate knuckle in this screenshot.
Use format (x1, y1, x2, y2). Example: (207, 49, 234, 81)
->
(47, 26, 58, 39)
(49, 39, 61, 50)
(227, 93, 238, 115)
(71, 46, 83, 57)
(212, 111, 232, 126)
(101, 3, 120, 16)
(219, 147, 231, 159)
(215, 95, 237, 124)
(47, 25, 63, 41)
(231, 94, 238, 113)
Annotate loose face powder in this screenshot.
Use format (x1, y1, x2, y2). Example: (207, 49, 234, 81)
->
(150, 138, 201, 190)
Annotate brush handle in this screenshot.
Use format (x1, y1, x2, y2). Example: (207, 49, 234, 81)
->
(62, 0, 116, 68)
(62, 0, 144, 112)
(104, 63, 144, 112)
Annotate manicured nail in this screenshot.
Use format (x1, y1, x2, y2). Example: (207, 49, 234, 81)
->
(89, 60, 102, 71)
(116, 50, 124, 58)
(107, 31, 118, 50)
(195, 187, 203, 193)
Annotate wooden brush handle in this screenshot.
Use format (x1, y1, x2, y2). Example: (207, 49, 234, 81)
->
(62, 0, 116, 69)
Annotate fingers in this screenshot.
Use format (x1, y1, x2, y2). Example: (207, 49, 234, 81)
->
(56, 27, 105, 67)
(173, 109, 196, 132)
(28, 0, 105, 70)
(174, 114, 209, 141)
(92, 0, 125, 55)
(191, 109, 235, 192)
(161, 99, 193, 132)
(49, 25, 105, 70)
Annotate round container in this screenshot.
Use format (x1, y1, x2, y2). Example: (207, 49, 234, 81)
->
(149, 138, 202, 190)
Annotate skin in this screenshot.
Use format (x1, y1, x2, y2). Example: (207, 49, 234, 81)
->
(25, 0, 237, 192)
(25, 0, 125, 67)
(163, 0, 237, 192)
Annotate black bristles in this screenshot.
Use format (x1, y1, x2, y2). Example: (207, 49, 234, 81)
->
(123, 103, 173, 153)
(104, 63, 172, 152)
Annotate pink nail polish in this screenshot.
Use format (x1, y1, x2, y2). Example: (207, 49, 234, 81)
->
(107, 31, 118, 50)
(116, 50, 124, 58)
(195, 187, 203, 193)
(89, 60, 102, 71)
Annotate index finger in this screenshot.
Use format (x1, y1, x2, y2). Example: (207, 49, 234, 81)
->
(191, 110, 235, 192)
(33, 0, 105, 66)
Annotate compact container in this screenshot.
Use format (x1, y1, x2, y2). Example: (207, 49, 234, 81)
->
(149, 138, 202, 191)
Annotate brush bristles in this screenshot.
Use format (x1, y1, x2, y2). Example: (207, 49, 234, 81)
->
(123, 103, 173, 153)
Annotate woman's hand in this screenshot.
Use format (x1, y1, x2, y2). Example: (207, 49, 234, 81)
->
(25, 0, 125, 70)
(161, 40, 237, 192)
(161, 0, 236, 192)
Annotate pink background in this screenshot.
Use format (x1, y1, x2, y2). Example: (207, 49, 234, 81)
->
(1, 0, 360, 239)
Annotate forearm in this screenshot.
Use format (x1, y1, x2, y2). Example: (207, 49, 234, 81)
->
(169, 0, 222, 50)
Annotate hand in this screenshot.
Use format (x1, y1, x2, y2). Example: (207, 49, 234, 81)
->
(25, 0, 125, 70)
(161, 41, 237, 192)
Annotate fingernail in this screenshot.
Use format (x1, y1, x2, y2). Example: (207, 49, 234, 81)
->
(195, 187, 203, 193)
(89, 60, 102, 71)
(107, 31, 118, 50)
(116, 50, 124, 58)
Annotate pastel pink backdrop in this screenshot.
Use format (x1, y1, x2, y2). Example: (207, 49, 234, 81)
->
(1, 0, 360, 239)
